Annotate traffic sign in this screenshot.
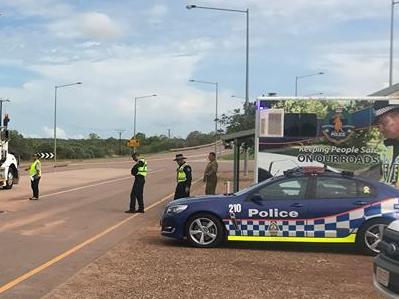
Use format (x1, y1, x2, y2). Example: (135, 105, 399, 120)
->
(127, 139, 140, 148)
(36, 152, 54, 159)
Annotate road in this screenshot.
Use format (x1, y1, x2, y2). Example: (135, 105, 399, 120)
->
(0, 147, 234, 298)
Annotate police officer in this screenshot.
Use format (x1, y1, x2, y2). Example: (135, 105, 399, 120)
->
(125, 152, 147, 213)
(203, 152, 218, 195)
(374, 101, 399, 187)
(174, 154, 192, 200)
(28, 153, 41, 200)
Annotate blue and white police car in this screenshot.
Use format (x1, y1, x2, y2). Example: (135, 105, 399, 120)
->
(161, 167, 399, 255)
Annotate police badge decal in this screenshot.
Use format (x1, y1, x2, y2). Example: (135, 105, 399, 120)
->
(268, 221, 280, 237)
(322, 108, 355, 145)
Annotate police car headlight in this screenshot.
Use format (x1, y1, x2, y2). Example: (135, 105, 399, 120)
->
(166, 204, 188, 214)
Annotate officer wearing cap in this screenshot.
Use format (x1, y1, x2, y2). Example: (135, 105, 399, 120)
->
(374, 100, 399, 187)
(174, 154, 192, 200)
(125, 152, 147, 213)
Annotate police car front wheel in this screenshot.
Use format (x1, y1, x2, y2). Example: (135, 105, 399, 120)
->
(357, 218, 392, 255)
(185, 213, 224, 248)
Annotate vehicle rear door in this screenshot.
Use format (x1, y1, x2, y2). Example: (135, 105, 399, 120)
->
(306, 175, 377, 239)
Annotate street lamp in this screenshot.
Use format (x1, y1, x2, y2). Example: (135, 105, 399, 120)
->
(189, 79, 219, 154)
(295, 72, 324, 96)
(186, 4, 250, 106)
(133, 94, 157, 152)
(54, 82, 82, 166)
(0, 99, 10, 126)
(390, 0, 399, 86)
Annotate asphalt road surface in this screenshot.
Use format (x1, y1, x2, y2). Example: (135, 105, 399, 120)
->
(0, 147, 233, 298)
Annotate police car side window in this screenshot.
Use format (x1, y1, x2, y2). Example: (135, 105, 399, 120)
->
(258, 178, 308, 200)
(315, 177, 358, 199)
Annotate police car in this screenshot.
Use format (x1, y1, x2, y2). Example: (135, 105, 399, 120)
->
(161, 167, 399, 255)
(374, 220, 399, 298)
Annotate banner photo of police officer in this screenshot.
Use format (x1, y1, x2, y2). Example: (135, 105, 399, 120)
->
(255, 97, 399, 188)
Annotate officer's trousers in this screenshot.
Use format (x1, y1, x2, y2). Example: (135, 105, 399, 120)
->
(130, 176, 145, 211)
(205, 176, 217, 195)
(174, 182, 190, 200)
(31, 177, 41, 198)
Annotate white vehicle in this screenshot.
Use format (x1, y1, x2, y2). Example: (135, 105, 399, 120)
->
(0, 114, 19, 189)
(257, 152, 339, 181)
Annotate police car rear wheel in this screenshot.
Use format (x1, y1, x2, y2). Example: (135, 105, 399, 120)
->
(186, 214, 224, 248)
(357, 218, 391, 255)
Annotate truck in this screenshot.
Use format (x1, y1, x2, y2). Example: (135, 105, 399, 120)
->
(0, 114, 19, 189)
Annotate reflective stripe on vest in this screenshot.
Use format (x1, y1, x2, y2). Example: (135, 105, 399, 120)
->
(177, 163, 189, 183)
(29, 160, 41, 177)
(137, 159, 147, 177)
(381, 146, 399, 185)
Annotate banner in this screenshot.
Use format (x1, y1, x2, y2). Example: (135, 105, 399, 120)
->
(255, 97, 399, 188)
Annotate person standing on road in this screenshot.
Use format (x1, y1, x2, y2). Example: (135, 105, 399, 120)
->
(374, 101, 399, 187)
(174, 154, 192, 200)
(125, 153, 147, 213)
(27, 154, 41, 200)
(203, 152, 218, 195)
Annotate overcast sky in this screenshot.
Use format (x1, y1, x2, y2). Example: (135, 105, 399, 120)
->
(0, 0, 396, 139)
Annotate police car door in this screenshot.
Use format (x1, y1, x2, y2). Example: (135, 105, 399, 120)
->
(236, 177, 311, 240)
(306, 175, 376, 240)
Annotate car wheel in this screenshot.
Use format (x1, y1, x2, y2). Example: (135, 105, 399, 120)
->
(4, 169, 14, 189)
(185, 213, 224, 248)
(357, 218, 392, 255)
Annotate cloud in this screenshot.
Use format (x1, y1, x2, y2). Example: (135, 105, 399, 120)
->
(297, 39, 388, 96)
(0, 39, 240, 138)
(3, 0, 74, 18)
(43, 126, 66, 139)
(148, 4, 168, 23)
(49, 12, 123, 40)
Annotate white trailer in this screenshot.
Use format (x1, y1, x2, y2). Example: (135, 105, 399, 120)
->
(0, 114, 19, 189)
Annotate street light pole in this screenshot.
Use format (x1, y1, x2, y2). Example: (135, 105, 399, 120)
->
(189, 79, 219, 154)
(295, 72, 324, 96)
(133, 94, 157, 153)
(390, 0, 399, 86)
(245, 8, 249, 106)
(53, 82, 82, 166)
(186, 4, 249, 106)
(0, 99, 10, 126)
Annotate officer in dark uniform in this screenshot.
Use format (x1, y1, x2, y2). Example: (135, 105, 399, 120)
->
(125, 153, 147, 213)
(374, 100, 399, 187)
(174, 154, 192, 200)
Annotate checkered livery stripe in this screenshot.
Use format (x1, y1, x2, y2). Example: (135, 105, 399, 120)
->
(224, 198, 399, 238)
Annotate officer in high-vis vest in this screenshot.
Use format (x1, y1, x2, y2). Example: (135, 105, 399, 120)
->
(174, 154, 192, 200)
(125, 153, 147, 213)
(374, 101, 399, 188)
(28, 153, 41, 200)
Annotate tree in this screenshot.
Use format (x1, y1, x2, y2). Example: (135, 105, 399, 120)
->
(219, 102, 256, 134)
(88, 133, 101, 140)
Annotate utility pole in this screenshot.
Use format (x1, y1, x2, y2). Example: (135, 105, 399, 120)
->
(115, 129, 126, 155)
(167, 129, 171, 139)
(0, 98, 10, 126)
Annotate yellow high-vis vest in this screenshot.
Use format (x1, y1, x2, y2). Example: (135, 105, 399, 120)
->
(137, 159, 148, 177)
(29, 160, 41, 177)
(177, 163, 189, 183)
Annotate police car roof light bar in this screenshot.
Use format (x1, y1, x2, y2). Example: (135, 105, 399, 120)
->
(283, 166, 325, 176)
